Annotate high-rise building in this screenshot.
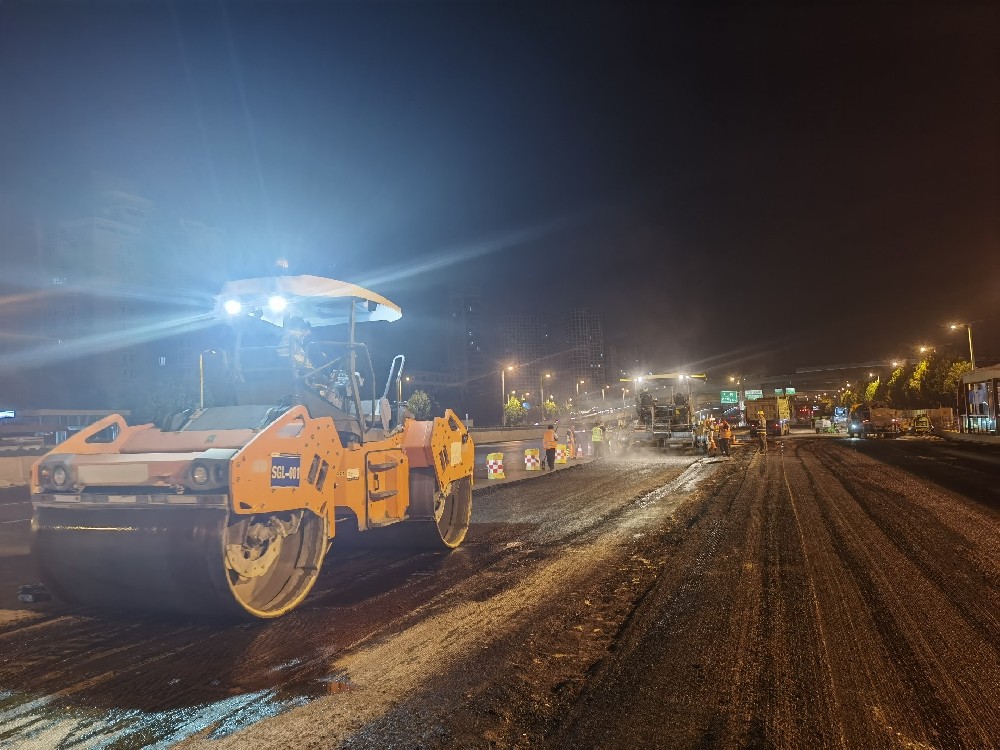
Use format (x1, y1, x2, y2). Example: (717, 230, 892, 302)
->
(10, 187, 229, 413)
(567, 308, 605, 402)
(446, 285, 486, 391)
(498, 313, 551, 408)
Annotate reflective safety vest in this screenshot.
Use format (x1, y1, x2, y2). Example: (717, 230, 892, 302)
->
(543, 429, 558, 449)
(719, 424, 733, 440)
(592, 426, 604, 442)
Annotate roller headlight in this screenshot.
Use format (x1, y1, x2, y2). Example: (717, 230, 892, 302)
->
(268, 295, 287, 313)
(47, 463, 72, 490)
(224, 299, 242, 315)
(191, 464, 210, 485)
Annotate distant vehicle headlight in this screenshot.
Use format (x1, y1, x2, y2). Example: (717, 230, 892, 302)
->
(191, 465, 209, 485)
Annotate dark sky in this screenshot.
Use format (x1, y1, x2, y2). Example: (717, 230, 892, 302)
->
(1, 1, 997, 376)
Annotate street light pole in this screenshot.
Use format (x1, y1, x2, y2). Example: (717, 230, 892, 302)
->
(951, 323, 976, 370)
(540, 373, 551, 406)
(501, 365, 514, 426)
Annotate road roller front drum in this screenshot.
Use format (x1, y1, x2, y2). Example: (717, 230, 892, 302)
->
(224, 509, 328, 618)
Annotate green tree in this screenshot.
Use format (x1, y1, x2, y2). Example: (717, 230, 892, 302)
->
(407, 390, 433, 420)
(504, 394, 527, 426)
(841, 387, 862, 410)
(905, 359, 930, 407)
(924, 353, 970, 407)
(542, 398, 559, 420)
(885, 365, 908, 407)
(864, 379, 880, 404)
(941, 360, 972, 401)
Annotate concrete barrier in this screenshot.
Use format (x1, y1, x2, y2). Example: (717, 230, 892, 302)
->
(0, 457, 36, 488)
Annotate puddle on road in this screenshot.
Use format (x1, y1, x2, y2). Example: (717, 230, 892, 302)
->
(0, 671, 351, 749)
(0, 614, 358, 749)
(0, 686, 307, 748)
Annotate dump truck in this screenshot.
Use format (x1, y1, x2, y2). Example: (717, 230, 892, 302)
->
(745, 395, 791, 436)
(30, 275, 474, 619)
(847, 404, 903, 438)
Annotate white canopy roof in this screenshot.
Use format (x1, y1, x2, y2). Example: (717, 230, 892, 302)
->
(216, 275, 402, 327)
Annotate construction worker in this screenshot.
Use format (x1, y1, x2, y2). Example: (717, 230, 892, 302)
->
(543, 424, 558, 470)
(718, 419, 733, 456)
(591, 423, 604, 458)
(565, 427, 577, 459)
(283, 317, 314, 376)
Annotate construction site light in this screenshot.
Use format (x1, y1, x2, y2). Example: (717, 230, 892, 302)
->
(224, 299, 242, 315)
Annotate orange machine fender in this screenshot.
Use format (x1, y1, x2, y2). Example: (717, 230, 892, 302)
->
(401, 409, 475, 489)
(229, 405, 343, 522)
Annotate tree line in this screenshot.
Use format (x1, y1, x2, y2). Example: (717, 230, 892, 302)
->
(837, 349, 971, 411)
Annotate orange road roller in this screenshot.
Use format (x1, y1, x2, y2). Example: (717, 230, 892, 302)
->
(30, 275, 474, 618)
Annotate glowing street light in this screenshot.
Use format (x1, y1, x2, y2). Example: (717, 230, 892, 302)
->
(950, 322, 976, 370)
(576, 380, 585, 396)
(540, 373, 551, 405)
(500, 365, 515, 425)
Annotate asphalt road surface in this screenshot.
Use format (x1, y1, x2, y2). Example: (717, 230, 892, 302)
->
(0, 434, 997, 749)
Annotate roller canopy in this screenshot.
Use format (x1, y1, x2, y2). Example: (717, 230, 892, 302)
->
(217, 275, 403, 327)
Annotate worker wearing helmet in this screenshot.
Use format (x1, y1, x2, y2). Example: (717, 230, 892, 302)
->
(543, 424, 558, 470)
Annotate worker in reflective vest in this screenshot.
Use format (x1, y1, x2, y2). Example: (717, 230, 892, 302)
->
(565, 428, 576, 459)
(591, 424, 604, 458)
(718, 420, 733, 456)
(542, 424, 558, 470)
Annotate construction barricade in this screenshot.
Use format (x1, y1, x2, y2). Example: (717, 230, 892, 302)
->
(486, 453, 505, 479)
(524, 448, 541, 471)
(555, 444, 567, 464)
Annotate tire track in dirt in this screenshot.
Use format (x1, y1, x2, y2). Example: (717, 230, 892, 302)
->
(789, 440, 998, 748)
(805, 441, 999, 646)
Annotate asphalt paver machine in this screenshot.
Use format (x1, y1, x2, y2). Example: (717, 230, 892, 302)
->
(30, 275, 474, 619)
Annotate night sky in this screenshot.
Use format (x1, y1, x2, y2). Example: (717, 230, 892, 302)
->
(1, 2, 997, 377)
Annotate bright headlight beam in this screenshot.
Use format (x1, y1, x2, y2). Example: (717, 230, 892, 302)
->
(267, 295, 287, 313)
(224, 300, 242, 315)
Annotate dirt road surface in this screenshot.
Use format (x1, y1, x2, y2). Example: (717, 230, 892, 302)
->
(0, 435, 997, 749)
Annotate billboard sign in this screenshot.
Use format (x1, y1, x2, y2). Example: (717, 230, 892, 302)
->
(720, 390, 739, 404)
